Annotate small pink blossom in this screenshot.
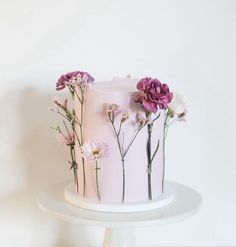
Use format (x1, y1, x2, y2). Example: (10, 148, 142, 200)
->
(56, 71, 94, 91)
(52, 96, 68, 111)
(81, 140, 109, 161)
(58, 132, 75, 146)
(134, 77, 173, 113)
(136, 112, 150, 127)
(120, 112, 129, 123)
(106, 103, 120, 122)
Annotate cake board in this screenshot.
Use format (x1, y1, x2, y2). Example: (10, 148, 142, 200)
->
(37, 181, 201, 247)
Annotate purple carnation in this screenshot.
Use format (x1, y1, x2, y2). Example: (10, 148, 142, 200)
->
(56, 71, 94, 91)
(134, 77, 173, 113)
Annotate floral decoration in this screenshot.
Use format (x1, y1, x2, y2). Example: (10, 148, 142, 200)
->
(50, 71, 94, 195)
(105, 103, 147, 202)
(134, 77, 173, 199)
(134, 77, 173, 113)
(81, 140, 109, 201)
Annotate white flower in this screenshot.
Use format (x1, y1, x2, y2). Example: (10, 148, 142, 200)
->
(168, 93, 188, 119)
(136, 112, 149, 127)
(81, 140, 109, 161)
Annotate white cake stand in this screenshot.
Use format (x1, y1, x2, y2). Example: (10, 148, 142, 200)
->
(37, 181, 201, 247)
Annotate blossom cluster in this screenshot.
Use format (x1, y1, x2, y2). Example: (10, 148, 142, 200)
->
(56, 71, 94, 91)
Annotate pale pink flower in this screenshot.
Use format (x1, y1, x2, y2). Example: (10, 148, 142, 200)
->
(120, 112, 129, 123)
(106, 103, 120, 122)
(136, 112, 149, 128)
(168, 93, 188, 121)
(58, 132, 75, 146)
(52, 96, 68, 111)
(81, 140, 109, 161)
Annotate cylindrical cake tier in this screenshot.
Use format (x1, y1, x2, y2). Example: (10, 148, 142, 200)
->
(75, 78, 165, 203)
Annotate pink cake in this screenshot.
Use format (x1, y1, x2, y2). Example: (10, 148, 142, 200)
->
(51, 72, 187, 212)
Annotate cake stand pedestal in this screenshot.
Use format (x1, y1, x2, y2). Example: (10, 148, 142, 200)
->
(37, 181, 201, 247)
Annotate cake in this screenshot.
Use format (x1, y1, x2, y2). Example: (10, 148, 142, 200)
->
(50, 71, 187, 212)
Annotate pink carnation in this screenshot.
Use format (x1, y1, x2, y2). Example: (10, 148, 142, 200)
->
(134, 77, 173, 113)
(56, 71, 94, 91)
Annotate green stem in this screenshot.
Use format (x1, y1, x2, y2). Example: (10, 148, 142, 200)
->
(80, 100, 86, 197)
(162, 116, 168, 193)
(74, 87, 86, 197)
(70, 146, 79, 192)
(95, 160, 101, 201)
(121, 158, 125, 203)
(72, 147, 79, 193)
(147, 123, 153, 200)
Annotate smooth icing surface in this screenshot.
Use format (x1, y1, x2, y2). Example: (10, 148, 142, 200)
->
(75, 77, 165, 203)
(65, 183, 174, 212)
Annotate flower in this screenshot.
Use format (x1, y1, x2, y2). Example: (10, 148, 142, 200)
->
(58, 132, 75, 146)
(134, 77, 173, 113)
(81, 140, 109, 161)
(136, 112, 149, 128)
(53, 97, 68, 111)
(168, 93, 188, 121)
(56, 71, 94, 91)
(120, 112, 129, 123)
(106, 103, 120, 122)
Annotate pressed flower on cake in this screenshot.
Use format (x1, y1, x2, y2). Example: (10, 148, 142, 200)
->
(81, 140, 109, 201)
(134, 77, 173, 113)
(134, 77, 173, 199)
(105, 103, 147, 203)
(50, 70, 95, 196)
(81, 140, 109, 161)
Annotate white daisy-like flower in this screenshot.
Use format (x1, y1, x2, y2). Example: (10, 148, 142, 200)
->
(81, 140, 109, 161)
(168, 93, 188, 120)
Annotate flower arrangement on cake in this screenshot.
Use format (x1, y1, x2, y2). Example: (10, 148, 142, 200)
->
(49, 71, 187, 209)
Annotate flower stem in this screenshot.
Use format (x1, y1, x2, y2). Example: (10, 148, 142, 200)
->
(70, 146, 79, 193)
(95, 160, 101, 201)
(162, 116, 168, 193)
(121, 158, 125, 203)
(80, 97, 86, 197)
(147, 123, 153, 200)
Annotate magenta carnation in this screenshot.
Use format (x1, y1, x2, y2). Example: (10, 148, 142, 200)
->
(134, 77, 173, 113)
(56, 71, 94, 91)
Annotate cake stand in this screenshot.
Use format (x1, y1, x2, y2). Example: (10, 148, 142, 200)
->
(37, 181, 201, 247)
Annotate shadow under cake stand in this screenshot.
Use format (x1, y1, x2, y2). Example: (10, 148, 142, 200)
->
(37, 181, 201, 247)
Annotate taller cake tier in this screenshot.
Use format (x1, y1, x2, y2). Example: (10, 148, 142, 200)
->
(75, 77, 165, 203)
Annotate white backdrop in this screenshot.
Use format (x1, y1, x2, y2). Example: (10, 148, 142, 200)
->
(0, 0, 236, 246)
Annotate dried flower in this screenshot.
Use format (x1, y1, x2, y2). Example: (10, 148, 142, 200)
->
(106, 103, 120, 122)
(177, 110, 188, 121)
(136, 112, 149, 128)
(53, 97, 68, 111)
(120, 112, 129, 123)
(56, 71, 94, 91)
(168, 93, 188, 121)
(134, 77, 173, 113)
(81, 140, 109, 161)
(58, 132, 75, 146)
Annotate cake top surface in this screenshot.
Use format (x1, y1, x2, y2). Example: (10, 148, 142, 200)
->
(92, 77, 139, 93)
